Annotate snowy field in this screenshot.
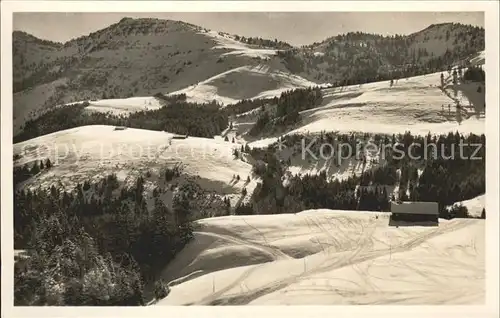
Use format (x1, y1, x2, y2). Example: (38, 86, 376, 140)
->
(14, 95, 165, 130)
(241, 69, 484, 151)
(13, 125, 257, 206)
(52, 65, 322, 116)
(84, 96, 163, 115)
(169, 64, 322, 106)
(202, 30, 280, 60)
(293, 70, 485, 137)
(470, 50, 485, 66)
(447, 194, 485, 218)
(156, 210, 484, 305)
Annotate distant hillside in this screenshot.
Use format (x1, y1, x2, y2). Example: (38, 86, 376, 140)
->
(13, 19, 484, 134)
(13, 31, 64, 83)
(13, 18, 303, 133)
(287, 22, 484, 84)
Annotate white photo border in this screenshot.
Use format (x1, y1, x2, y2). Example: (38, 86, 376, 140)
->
(1, 2, 498, 318)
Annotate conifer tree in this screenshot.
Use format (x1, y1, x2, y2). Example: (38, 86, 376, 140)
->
(30, 161, 40, 175)
(45, 158, 52, 169)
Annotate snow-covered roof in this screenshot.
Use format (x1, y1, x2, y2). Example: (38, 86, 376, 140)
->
(391, 201, 439, 215)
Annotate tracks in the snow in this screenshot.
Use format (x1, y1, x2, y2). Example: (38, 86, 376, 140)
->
(195, 219, 471, 305)
(187, 229, 291, 305)
(194, 230, 291, 261)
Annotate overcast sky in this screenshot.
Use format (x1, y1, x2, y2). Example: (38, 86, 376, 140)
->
(13, 12, 484, 46)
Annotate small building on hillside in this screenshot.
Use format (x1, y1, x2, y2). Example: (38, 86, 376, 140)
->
(390, 201, 439, 224)
(171, 134, 188, 139)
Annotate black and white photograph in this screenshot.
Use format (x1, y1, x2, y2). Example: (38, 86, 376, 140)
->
(1, 1, 498, 315)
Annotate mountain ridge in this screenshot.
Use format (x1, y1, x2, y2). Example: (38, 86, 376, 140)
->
(13, 19, 484, 135)
(14, 19, 483, 48)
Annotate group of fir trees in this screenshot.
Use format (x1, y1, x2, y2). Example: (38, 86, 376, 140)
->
(248, 87, 323, 137)
(15, 98, 228, 143)
(14, 172, 194, 306)
(236, 131, 484, 218)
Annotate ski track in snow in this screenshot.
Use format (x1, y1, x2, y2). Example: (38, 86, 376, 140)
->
(244, 66, 484, 149)
(194, 231, 292, 261)
(157, 211, 484, 306)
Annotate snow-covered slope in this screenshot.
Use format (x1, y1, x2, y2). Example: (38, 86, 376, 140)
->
(202, 30, 280, 60)
(243, 71, 484, 151)
(240, 68, 484, 147)
(169, 64, 323, 106)
(156, 210, 484, 305)
(14, 96, 163, 136)
(448, 194, 485, 218)
(14, 62, 324, 134)
(296, 71, 484, 136)
(13, 125, 257, 207)
(470, 50, 485, 66)
(84, 96, 163, 115)
(17, 63, 322, 126)
(12, 19, 307, 133)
